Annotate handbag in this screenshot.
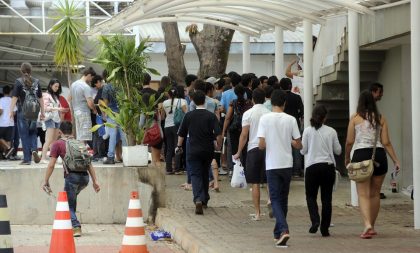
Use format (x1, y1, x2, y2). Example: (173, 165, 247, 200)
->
(143, 111, 163, 146)
(346, 126, 380, 182)
(173, 99, 185, 127)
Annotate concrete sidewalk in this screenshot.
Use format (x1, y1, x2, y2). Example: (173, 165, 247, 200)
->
(12, 224, 184, 253)
(157, 174, 419, 253)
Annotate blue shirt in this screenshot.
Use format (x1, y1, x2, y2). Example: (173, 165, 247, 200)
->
(220, 89, 237, 112)
(102, 83, 119, 112)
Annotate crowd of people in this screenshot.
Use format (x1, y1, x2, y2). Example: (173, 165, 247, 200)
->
(1, 62, 401, 245)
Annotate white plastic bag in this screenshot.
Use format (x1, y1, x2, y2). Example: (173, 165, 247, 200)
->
(231, 158, 247, 188)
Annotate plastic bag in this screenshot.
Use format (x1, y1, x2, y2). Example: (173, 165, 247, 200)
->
(230, 158, 247, 188)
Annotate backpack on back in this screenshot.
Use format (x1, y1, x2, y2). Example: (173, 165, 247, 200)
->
(63, 138, 91, 172)
(229, 100, 251, 132)
(18, 78, 41, 121)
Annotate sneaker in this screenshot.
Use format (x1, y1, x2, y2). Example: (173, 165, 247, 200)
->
(19, 161, 31, 165)
(380, 193, 386, 199)
(73, 227, 82, 237)
(40, 159, 49, 164)
(103, 158, 115, 164)
(195, 201, 203, 215)
(4, 147, 14, 159)
(218, 167, 228, 175)
(276, 232, 290, 248)
(32, 151, 41, 163)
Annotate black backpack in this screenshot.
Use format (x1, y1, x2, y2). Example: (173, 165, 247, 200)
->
(18, 78, 41, 121)
(229, 101, 245, 132)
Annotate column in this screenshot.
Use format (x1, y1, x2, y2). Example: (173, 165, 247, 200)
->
(411, 0, 420, 229)
(303, 20, 313, 128)
(275, 26, 284, 77)
(242, 33, 251, 73)
(134, 26, 140, 48)
(85, 0, 90, 31)
(348, 10, 360, 207)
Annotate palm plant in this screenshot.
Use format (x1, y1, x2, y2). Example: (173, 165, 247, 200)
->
(92, 35, 160, 146)
(50, 0, 84, 86)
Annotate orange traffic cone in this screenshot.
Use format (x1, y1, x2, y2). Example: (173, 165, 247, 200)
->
(120, 191, 148, 253)
(49, 192, 76, 253)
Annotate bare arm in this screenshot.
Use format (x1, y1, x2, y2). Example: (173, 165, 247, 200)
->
(234, 125, 249, 159)
(87, 164, 100, 192)
(292, 138, 302, 149)
(380, 117, 400, 170)
(222, 104, 234, 136)
(9, 96, 18, 119)
(87, 98, 98, 114)
(345, 116, 356, 167)
(177, 136, 185, 147)
(43, 157, 57, 187)
(285, 60, 297, 78)
(258, 137, 266, 150)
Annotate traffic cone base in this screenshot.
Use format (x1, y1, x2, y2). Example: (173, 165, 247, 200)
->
(49, 192, 75, 253)
(0, 195, 13, 253)
(120, 191, 149, 253)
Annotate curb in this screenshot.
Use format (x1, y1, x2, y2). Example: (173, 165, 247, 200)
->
(155, 208, 214, 253)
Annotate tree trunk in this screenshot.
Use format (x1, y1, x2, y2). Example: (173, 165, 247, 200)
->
(162, 22, 187, 85)
(188, 24, 235, 79)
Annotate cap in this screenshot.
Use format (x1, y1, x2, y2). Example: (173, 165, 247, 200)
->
(206, 77, 220, 85)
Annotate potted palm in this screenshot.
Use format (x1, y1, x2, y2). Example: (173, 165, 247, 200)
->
(91, 35, 161, 166)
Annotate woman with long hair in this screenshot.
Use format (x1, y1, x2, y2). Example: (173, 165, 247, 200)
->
(40, 79, 66, 163)
(301, 105, 341, 237)
(345, 90, 400, 239)
(161, 85, 188, 174)
(222, 84, 253, 166)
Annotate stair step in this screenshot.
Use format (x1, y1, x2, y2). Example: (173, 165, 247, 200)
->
(340, 50, 386, 62)
(337, 61, 382, 72)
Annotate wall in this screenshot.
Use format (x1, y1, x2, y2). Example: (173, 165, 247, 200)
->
(0, 165, 145, 224)
(359, 4, 410, 46)
(148, 53, 296, 79)
(377, 45, 412, 189)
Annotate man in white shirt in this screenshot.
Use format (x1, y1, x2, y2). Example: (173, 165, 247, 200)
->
(257, 89, 302, 248)
(0, 85, 16, 158)
(234, 88, 270, 221)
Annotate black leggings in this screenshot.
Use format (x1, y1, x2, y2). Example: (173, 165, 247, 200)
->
(164, 126, 178, 172)
(305, 163, 335, 231)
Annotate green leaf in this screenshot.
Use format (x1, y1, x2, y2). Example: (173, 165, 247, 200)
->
(90, 124, 103, 132)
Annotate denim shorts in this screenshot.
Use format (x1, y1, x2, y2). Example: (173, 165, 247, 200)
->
(45, 119, 60, 129)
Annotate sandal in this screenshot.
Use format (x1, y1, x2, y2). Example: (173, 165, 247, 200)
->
(360, 228, 373, 239)
(184, 184, 192, 191)
(366, 228, 377, 236)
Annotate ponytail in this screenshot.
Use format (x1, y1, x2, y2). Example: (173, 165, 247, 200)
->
(20, 62, 32, 86)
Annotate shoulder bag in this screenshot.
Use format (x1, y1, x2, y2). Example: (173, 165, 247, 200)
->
(346, 126, 380, 182)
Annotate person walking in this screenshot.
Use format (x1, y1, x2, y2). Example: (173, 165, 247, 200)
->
(300, 105, 342, 237)
(9, 62, 45, 165)
(42, 121, 100, 237)
(345, 90, 400, 239)
(257, 89, 302, 247)
(233, 88, 270, 221)
(162, 86, 188, 174)
(0, 85, 16, 159)
(40, 79, 66, 163)
(177, 90, 222, 215)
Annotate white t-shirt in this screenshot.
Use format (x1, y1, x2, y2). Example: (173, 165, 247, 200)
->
(163, 98, 187, 128)
(292, 75, 304, 96)
(300, 125, 342, 168)
(242, 104, 270, 151)
(257, 112, 301, 170)
(0, 96, 16, 127)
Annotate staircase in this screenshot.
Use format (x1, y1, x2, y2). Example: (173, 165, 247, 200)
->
(315, 29, 386, 173)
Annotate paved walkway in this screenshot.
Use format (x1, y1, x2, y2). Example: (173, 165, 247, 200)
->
(157, 174, 419, 253)
(12, 224, 184, 253)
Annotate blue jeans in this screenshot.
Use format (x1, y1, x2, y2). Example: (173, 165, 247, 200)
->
(292, 147, 303, 176)
(266, 168, 292, 238)
(17, 111, 37, 162)
(64, 172, 89, 228)
(188, 157, 212, 204)
(107, 117, 127, 159)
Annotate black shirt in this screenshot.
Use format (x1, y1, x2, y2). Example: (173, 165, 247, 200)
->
(12, 77, 42, 109)
(178, 109, 221, 160)
(284, 91, 304, 129)
(141, 87, 159, 106)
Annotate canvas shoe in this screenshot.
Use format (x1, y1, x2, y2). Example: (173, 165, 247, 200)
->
(73, 227, 82, 237)
(276, 232, 290, 248)
(195, 201, 203, 215)
(32, 151, 41, 163)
